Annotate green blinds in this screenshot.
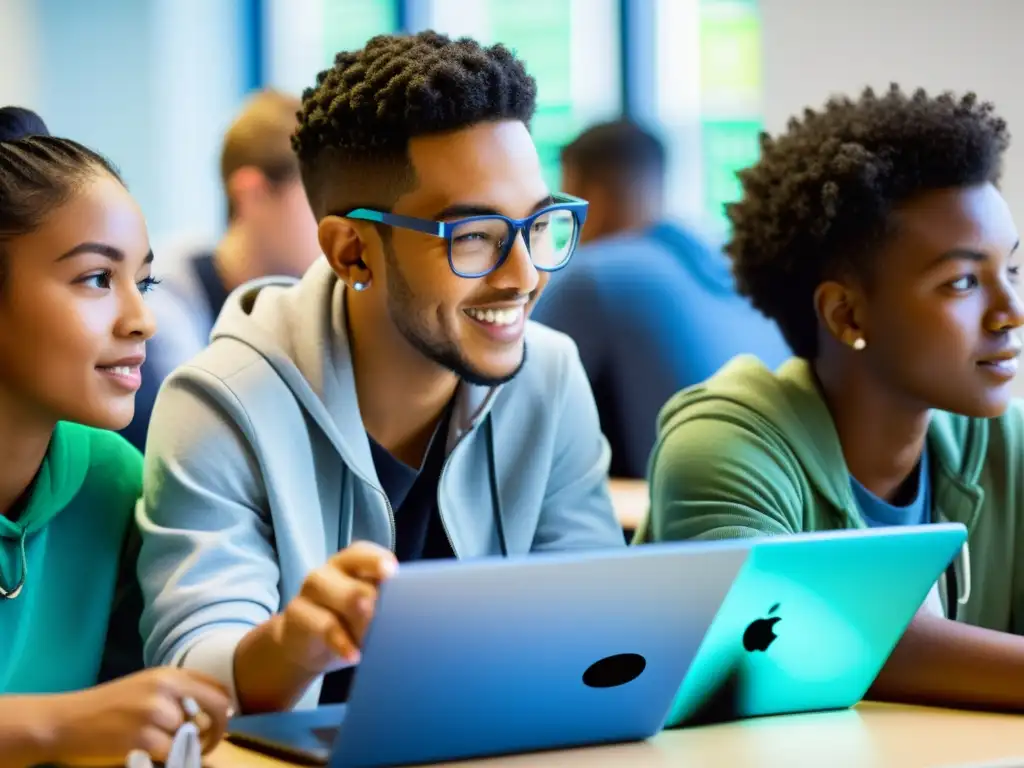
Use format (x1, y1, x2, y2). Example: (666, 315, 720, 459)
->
(323, 0, 398, 59)
(487, 0, 574, 189)
(698, 0, 762, 231)
(427, 0, 621, 191)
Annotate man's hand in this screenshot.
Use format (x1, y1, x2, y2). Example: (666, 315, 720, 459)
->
(234, 541, 398, 713)
(276, 541, 399, 671)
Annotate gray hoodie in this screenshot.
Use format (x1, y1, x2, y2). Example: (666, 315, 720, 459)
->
(136, 258, 624, 709)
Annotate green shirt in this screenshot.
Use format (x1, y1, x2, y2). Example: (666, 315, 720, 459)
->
(0, 422, 144, 693)
(643, 355, 1023, 636)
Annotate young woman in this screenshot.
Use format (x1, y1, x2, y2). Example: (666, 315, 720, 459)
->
(0, 107, 231, 766)
(645, 86, 1024, 710)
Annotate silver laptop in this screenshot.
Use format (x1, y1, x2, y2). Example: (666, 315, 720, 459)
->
(227, 539, 752, 767)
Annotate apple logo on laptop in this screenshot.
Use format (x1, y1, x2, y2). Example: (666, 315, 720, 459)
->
(582, 653, 647, 688)
(742, 603, 782, 653)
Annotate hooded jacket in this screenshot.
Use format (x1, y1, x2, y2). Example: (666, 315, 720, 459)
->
(643, 355, 1023, 636)
(136, 258, 624, 710)
(0, 423, 143, 692)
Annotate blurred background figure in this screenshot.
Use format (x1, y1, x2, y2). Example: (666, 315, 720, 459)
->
(532, 120, 790, 479)
(119, 89, 321, 452)
(559, 120, 666, 247)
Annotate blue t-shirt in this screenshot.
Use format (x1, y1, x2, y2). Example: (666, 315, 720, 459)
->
(532, 221, 791, 478)
(850, 449, 931, 527)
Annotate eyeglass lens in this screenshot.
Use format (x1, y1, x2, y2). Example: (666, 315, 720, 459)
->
(449, 209, 577, 275)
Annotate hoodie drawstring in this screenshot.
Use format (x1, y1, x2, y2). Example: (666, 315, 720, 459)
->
(957, 541, 972, 605)
(944, 541, 972, 620)
(484, 414, 507, 558)
(0, 529, 29, 600)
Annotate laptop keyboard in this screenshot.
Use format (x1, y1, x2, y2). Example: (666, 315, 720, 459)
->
(311, 726, 341, 749)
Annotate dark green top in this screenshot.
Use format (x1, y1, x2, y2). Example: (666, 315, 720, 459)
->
(645, 355, 1023, 636)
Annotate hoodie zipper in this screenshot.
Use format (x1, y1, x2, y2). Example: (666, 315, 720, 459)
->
(340, 464, 397, 553)
(435, 434, 467, 558)
(380, 489, 397, 553)
(434, 414, 495, 558)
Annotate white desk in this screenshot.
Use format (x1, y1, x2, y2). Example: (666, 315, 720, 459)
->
(208, 702, 1024, 768)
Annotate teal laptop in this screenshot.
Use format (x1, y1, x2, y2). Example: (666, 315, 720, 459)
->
(665, 523, 967, 728)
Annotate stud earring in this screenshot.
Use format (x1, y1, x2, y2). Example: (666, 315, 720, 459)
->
(852, 337, 867, 351)
(352, 280, 370, 292)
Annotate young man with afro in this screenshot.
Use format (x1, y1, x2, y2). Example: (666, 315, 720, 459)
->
(645, 84, 1024, 710)
(135, 31, 624, 714)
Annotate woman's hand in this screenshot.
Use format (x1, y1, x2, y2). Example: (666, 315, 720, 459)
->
(46, 667, 232, 766)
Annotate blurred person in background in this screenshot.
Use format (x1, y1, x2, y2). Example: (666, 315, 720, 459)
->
(0, 107, 230, 767)
(533, 120, 791, 481)
(120, 89, 321, 452)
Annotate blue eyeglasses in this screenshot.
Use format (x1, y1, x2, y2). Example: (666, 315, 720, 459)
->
(340, 193, 589, 278)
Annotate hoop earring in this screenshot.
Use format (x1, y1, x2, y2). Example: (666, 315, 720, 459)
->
(852, 337, 867, 351)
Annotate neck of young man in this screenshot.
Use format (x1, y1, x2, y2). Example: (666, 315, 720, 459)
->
(815, 352, 931, 503)
(347, 305, 460, 468)
(214, 224, 270, 293)
(0, 390, 55, 519)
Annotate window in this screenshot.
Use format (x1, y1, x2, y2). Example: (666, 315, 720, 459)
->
(323, 0, 398, 59)
(699, 0, 762, 234)
(425, 0, 622, 190)
(263, 0, 399, 95)
(654, 0, 762, 238)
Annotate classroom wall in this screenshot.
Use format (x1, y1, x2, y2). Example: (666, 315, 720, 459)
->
(760, 0, 1024, 237)
(0, 0, 38, 107)
(0, 0, 245, 252)
(34, 0, 158, 239)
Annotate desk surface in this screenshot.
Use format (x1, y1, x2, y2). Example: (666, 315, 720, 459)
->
(207, 702, 1024, 768)
(609, 478, 648, 532)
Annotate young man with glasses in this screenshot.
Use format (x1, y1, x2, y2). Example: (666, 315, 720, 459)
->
(135, 31, 624, 715)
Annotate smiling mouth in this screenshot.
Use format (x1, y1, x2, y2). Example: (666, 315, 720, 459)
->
(96, 364, 144, 391)
(977, 357, 1020, 375)
(464, 306, 524, 327)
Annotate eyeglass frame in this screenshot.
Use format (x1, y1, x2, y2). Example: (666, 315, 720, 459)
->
(335, 193, 589, 278)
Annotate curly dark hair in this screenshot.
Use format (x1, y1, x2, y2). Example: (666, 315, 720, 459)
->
(293, 31, 538, 219)
(727, 84, 1010, 359)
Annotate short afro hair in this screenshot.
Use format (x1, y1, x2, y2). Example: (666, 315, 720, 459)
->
(727, 84, 1010, 359)
(292, 31, 538, 219)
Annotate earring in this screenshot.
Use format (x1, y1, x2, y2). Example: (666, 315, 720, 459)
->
(852, 337, 867, 351)
(352, 280, 370, 292)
